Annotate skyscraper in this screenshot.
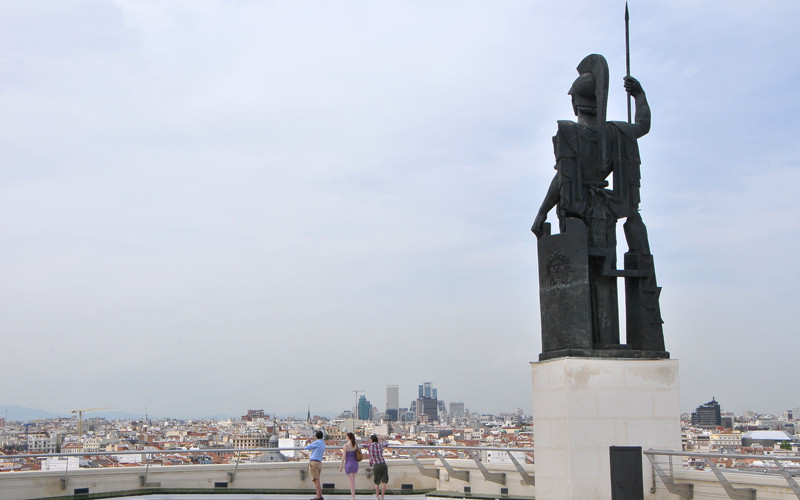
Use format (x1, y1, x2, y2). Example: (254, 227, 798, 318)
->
(415, 382, 439, 422)
(386, 385, 399, 411)
(420, 382, 434, 399)
(416, 397, 438, 423)
(691, 398, 722, 428)
(357, 395, 373, 421)
(449, 401, 465, 419)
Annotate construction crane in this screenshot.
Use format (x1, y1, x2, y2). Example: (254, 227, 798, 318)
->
(23, 423, 34, 451)
(71, 406, 109, 442)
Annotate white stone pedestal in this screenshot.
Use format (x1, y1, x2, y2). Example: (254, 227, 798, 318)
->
(531, 357, 680, 500)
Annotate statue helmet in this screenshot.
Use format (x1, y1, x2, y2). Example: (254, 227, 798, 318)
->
(568, 54, 609, 124)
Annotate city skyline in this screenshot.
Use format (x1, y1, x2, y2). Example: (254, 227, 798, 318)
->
(2, 2, 799, 417)
(1, 389, 791, 424)
(1, 396, 794, 424)
(2, 380, 492, 421)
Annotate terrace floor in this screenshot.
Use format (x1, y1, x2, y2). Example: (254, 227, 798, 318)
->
(131, 495, 430, 500)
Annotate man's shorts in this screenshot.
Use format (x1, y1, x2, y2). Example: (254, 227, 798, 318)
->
(372, 462, 389, 484)
(309, 460, 322, 481)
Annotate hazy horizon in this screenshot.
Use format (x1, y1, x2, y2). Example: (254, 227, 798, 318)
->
(1, 400, 790, 424)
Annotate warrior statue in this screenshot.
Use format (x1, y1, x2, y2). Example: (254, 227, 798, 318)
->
(531, 54, 667, 360)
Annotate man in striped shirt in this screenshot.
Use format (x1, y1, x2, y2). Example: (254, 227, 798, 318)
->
(365, 434, 390, 500)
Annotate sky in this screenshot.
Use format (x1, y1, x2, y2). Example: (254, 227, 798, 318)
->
(1, 1, 798, 419)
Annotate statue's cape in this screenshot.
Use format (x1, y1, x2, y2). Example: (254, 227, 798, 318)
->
(553, 120, 641, 219)
(608, 121, 641, 214)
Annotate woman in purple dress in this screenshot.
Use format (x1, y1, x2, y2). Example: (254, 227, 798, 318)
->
(338, 431, 359, 500)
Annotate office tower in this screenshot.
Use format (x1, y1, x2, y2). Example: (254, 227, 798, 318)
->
(721, 415, 734, 430)
(691, 398, 722, 428)
(421, 382, 433, 399)
(357, 395, 372, 421)
(416, 396, 438, 422)
(415, 381, 439, 422)
(386, 385, 399, 411)
(450, 401, 465, 419)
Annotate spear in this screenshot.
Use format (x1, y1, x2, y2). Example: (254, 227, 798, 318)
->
(625, 2, 632, 123)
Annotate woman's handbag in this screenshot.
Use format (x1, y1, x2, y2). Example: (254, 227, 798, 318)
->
(355, 446, 363, 462)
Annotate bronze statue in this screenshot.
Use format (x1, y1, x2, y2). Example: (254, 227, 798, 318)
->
(531, 54, 667, 360)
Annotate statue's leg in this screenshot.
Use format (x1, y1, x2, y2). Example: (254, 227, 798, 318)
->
(589, 256, 620, 347)
(623, 213, 665, 352)
(588, 214, 620, 348)
(623, 211, 651, 255)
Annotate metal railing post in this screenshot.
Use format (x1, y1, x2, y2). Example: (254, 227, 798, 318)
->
(228, 450, 242, 483)
(433, 450, 469, 482)
(139, 453, 149, 487)
(467, 451, 505, 485)
(773, 459, 800, 499)
(139, 452, 161, 488)
(704, 457, 756, 500)
(59, 457, 68, 490)
(645, 451, 693, 499)
(409, 452, 439, 479)
(506, 450, 534, 486)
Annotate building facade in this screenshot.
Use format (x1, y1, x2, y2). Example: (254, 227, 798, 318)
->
(710, 431, 742, 452)
(692, 398, 722, 428)
(233, 431, 269, 449)
(386, 385, 399, 412)
(358, 395, 373, 421)
(450, 402, 465, 419)
(416, 397, 438, 423)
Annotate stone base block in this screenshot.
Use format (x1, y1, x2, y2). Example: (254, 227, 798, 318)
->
(531, 357, 680, 500)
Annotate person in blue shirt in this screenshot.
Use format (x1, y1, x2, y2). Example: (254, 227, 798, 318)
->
(305, 430, 326, 500)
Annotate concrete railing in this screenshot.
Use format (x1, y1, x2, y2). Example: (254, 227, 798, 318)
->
(0, 445, 535, 500)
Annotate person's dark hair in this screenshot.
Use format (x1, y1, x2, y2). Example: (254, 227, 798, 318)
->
(370, 434, 378, 443)
(315, 430, 324, 440)
(346, 432, 356, 447)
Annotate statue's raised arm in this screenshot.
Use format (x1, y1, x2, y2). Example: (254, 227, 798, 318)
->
(623, 76, 650, 137)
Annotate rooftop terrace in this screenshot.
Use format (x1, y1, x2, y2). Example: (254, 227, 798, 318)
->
(3, 446, 800, 499)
